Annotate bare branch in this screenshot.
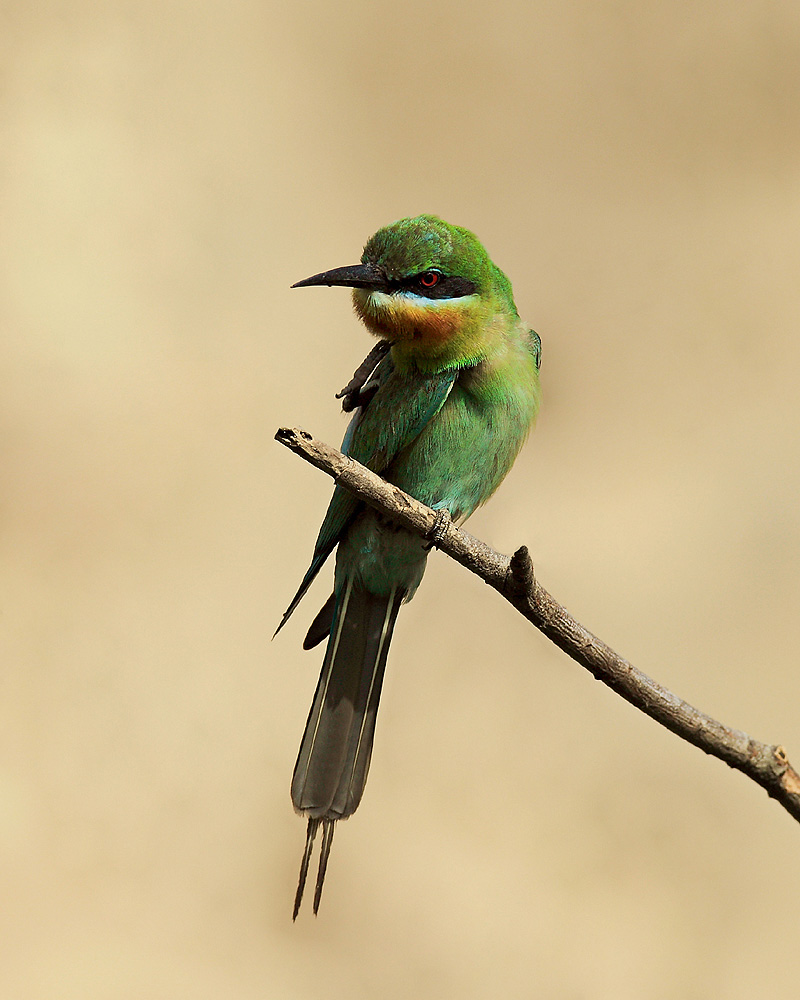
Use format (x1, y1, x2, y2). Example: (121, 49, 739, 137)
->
(275, 426, 800, 825)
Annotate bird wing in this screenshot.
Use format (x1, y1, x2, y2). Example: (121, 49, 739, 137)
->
(275, 349, 458, 635)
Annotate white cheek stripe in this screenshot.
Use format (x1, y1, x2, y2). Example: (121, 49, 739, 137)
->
(368, 290, 477, 310)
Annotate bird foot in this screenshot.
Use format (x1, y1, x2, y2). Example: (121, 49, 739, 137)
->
(425, 508, 452, 549)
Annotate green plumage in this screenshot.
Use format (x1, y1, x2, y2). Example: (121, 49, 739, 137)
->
(282, 216, 541, 917)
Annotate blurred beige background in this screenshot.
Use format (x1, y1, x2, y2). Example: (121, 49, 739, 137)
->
(2, 2, 800, 997)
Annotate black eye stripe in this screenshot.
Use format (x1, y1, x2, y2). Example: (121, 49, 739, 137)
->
(387, 273, 477, 300)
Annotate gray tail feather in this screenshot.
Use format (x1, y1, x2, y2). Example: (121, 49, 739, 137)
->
(291, 578, 403, 916)
(292, 578, 403, 819)
(303, 591, 335, 650)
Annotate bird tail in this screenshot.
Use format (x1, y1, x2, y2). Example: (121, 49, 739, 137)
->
(291, 578, 404, 917)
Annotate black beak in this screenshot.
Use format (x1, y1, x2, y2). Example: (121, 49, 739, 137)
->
(291, 262, 387, 291)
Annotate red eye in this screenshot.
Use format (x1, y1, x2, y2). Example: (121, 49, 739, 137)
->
(419, 270, 441, 287)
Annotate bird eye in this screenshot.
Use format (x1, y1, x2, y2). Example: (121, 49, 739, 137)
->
(418, 270, 441, 288)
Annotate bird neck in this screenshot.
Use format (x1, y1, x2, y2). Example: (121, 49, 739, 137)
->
(354, 290, 514, 374)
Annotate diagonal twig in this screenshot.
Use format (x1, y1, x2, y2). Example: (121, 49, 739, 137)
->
(275, 425, 800, 824)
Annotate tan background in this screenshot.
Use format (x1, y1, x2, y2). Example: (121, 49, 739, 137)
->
(3, 2, 800, 997)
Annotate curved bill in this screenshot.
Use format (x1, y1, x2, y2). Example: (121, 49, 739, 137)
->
(292, 262, 387, 291)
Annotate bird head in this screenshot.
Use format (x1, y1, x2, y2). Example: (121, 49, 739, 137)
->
(292, 216, 518, 371)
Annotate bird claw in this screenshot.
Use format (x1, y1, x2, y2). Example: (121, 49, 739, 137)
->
(424, 508, 452, 549)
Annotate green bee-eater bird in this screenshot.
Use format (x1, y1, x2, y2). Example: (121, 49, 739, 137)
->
(278, 215, 541, 917)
